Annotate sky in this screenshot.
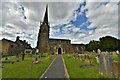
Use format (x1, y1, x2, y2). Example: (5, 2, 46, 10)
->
(1, 0, 120, 47)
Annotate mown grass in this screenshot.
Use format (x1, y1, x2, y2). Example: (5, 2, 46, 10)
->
(63, 54, 99, 78)
(2, 54, 56, 78)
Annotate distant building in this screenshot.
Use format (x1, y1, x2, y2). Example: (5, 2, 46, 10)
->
(0, 36, 31, 57)
(37, 5, 86, 54)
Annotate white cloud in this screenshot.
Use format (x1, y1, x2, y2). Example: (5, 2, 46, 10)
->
(1, 2, 80, 47)
(78, 2, 119, 44)
(1, 1, 119, 47)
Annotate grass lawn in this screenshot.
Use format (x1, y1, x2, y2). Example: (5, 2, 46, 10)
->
(2, 54, 56, 78)
(63, 54, 100, 78)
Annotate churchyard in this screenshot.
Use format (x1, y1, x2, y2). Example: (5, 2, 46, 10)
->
(63, 50, 120, 79)
(2, 53, 56, 78)
(1, 49, 120, 79)
(63, 54, 99, 78)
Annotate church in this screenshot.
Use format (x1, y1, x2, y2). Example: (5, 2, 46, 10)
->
(37, 5, 86, 54)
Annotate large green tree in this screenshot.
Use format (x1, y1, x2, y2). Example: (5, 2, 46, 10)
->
(99, 36, 119, 52)
(85, 36, 120, 52)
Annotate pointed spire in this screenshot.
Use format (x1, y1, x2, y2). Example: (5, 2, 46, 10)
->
(43, 4, 48, 24)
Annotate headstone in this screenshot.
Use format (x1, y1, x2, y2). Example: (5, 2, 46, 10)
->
(84, 54, 90, 64)
(36, 49, 39, 54)
(84, 54, 91, 64)
(104, 52, 114, 78)
(95, 55, 99, 63)
(93, 50, 95, 53)
(98, 52, 114, 78)
(98, 52, 107, 75)
(116, 50, 119, 55)
(112, 51, 117, 57)
(97, 49, 101, 54)
(79, 54, 84, 61)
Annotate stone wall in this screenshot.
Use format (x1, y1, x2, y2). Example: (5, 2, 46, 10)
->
(49, 39, 86, 54)
(1, 38, 32, 57)
(2, 39, 10, 56)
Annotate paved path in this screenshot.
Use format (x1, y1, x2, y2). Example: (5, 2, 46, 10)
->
(40, 55, 66, 79)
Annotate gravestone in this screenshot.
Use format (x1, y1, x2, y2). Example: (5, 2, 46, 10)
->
(79, 54, 84, 61)
(116, 50, 119, 55)
(112, 51, 117, 57)
(98, 52, 106, 75)
(104, 52, 114, 77)
(95, 55, 99, 63)
(93, 50, 95, 53)
(84, 54, 91, 64)
(97, 49, 101, 54)
(98, 52, 114, 78)
(35, 49, 39, 54)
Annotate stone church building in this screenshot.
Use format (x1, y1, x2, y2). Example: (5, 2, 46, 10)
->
(1, 36, 31, 56)
(37, 5, 85, 54)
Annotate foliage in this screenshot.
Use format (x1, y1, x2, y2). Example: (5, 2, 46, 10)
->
(99, 36, 119, 52)
(86, 40, 99, 52)
(86, 36, 120, 52)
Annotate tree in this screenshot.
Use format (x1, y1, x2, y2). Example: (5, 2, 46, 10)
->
(99, 36, 118, 52)
(86, 40, 99, 52)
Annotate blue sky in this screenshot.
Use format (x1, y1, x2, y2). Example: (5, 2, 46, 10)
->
(1, 1, 119, 47)
(50, 1, 96, 40)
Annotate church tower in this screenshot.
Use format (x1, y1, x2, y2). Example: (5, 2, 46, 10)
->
(37, 5, 49, 53)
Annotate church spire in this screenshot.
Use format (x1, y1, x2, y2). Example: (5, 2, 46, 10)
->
(43, 4, 48, 24)
(37, 4, 49, 53)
